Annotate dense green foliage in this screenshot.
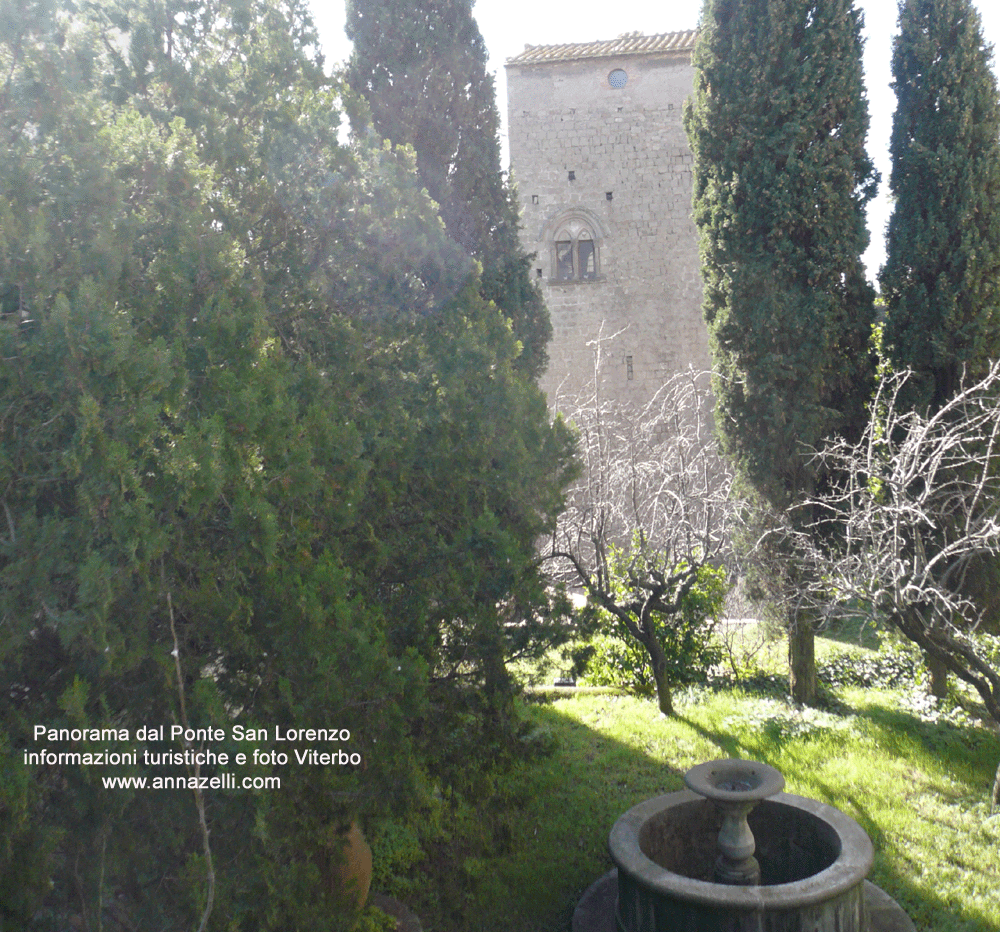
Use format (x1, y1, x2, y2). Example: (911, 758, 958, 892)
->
(881, 0, 1000, 411)
(345, 0, 551, 379)
(0, 0, 573, 925)
(579, 563, 726, 697)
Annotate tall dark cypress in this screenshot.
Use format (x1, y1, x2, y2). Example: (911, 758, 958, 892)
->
(345, 0, 551, 378)
(685, 0, 878, 702)
(881, 0, 1000, 680)
(881, 0, 1000, 412)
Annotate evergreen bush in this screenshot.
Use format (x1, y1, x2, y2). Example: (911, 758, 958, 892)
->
(0, 0, 574, 924)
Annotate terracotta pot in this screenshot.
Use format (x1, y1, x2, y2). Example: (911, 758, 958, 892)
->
(332, 820, 372, 908)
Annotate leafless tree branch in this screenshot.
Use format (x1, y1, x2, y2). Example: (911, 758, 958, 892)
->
(785, 361, 1000, 727)
(544, 366, 736, 713)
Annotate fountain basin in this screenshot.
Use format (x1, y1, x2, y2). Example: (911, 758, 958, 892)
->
(609, 789, 874, 931)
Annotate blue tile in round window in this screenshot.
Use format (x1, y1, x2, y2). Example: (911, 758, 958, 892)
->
(609, 69, 628, 89)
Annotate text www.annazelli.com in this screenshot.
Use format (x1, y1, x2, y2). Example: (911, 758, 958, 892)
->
(102, 774, 280, 790)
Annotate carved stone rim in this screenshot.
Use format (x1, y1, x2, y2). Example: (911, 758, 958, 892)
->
(608, 790, 874, 910)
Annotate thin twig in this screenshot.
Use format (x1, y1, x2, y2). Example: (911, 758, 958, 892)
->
(166, 584, 215, 932)
(2, 498, 14, 544)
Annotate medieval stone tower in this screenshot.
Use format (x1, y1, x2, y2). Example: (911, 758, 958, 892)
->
(506, 31, 711, 410)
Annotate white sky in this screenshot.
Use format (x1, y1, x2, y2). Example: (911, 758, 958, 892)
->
(307, 0, 1000, 283)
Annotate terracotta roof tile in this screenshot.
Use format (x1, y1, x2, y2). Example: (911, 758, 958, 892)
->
(506, 30, 697, 66)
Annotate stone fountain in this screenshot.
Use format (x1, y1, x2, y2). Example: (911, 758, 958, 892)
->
(573, 759, 915, 932)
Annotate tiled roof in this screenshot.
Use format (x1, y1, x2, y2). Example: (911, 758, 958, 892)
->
(506, 30, 697, 66)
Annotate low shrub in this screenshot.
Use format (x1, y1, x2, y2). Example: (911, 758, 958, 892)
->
(818, 639, 922, 689)
(579, 564, 726, 695)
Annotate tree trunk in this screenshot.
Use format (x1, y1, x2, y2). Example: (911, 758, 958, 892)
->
(645, 638, 675, 716)
(788, 613, 816, 705)
(925, 650, 948, 698)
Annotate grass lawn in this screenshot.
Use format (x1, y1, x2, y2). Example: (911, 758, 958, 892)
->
(375, 628, 1000, 932)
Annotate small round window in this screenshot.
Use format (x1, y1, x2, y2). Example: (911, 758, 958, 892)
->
(608, 69, 628, 89)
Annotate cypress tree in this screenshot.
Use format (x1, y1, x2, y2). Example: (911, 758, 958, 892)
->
(345, 0, 551, 378)
(881, 0, 1000, 681)
(685, 0, 878, 702)
(881, 0, 1000, 412)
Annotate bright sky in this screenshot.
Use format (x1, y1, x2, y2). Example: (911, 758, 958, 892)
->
(308, 0, 1000, 284)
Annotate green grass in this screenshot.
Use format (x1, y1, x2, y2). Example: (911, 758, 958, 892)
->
(374, 628, 1000, 932)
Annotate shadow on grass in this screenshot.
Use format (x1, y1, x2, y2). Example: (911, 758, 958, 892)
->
(807, 772, 1000, 932)
(674, 710, 744, 760)
(851, 700, 1000, 781)
(460, 697, 685, 932)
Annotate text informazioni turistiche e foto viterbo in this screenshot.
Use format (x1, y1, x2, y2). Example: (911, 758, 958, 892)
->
(22, 724, 360, 791)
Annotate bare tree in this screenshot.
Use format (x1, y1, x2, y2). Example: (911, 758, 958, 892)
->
(787, 362, 1000, 800)
(546, 367, 735, 715)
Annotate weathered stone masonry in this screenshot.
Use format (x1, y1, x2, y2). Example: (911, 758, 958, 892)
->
(506, 31, 711, 411)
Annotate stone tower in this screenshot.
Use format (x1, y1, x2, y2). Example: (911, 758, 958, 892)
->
(506, 31, 710, 410)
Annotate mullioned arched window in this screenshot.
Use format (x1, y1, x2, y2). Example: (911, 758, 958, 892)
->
(542, 208, 606, 283)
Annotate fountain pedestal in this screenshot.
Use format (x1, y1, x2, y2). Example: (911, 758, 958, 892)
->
(683, 759, 784, 885)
